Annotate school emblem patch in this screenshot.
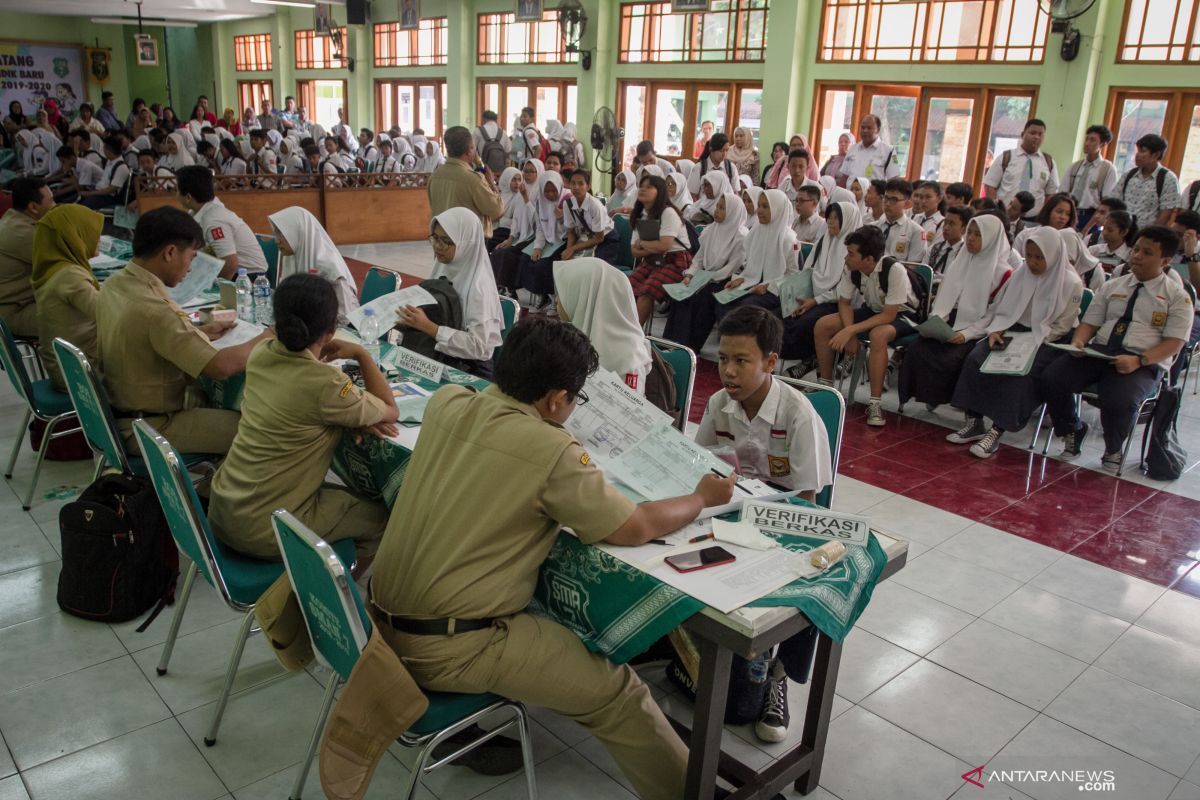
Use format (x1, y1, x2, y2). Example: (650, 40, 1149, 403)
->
(1151, 311, 1167, 327)
(339, 381, 353, 398)
(580, 452, 590, 466)
(768, 455, 790, 477)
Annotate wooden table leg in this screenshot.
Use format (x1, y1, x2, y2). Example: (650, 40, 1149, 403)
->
(795, 631, 843, 795)
(685, 634, 734, 799)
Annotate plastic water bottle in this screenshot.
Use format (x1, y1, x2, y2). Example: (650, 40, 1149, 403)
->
(359, 308, 381, 367)
(252, 274, 272, 326)
(234, 268, 253, 322)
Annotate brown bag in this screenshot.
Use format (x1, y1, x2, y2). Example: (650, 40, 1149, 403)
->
(645, 346, 678, 420)
(253, 573, 314, 672)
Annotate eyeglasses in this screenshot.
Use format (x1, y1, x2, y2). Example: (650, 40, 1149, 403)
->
(428, 235, 454, 249)
(883, 195, 906, 204)
(572, 389, 590, 406)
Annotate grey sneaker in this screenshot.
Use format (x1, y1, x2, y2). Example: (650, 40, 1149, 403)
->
(784, 358, 816, 380)
(1101, 451, 1122, 474)
(946, 417, 988, 444)
(866, 400, 885, 427)
(755, 665, 790, 743)
(1059, 422, 1089, 460)
(969, 426, 1003, 458)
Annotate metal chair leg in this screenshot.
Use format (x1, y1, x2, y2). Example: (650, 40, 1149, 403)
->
(1028, 404, 1046, 450)
(5, 407, 31, 479)
(156, 562, 198, 675)
(22, 414, 59, 510)
(205, 608, 256, 746)
(514, 704, 538, 800)
(291, 671, 341, 800)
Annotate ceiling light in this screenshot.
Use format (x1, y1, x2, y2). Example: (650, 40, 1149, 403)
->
(90, 16, 198, 27)
(250, 0, 318, 6)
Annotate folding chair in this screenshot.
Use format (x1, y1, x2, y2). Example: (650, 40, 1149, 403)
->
(776, 377, 845, 509)
(613, 214, 635, 274)
(1028, 289, 1095, 450)
(647, 335, 696, 432)
(256, 234, 280, 287)
(359, 266, 399, 305)
(131, 419, 356, 747)
(843, 262, 934, 407)
(272, 510, 537, 800)
(0, 320, 80, 509)
(499, 295, 520, 342)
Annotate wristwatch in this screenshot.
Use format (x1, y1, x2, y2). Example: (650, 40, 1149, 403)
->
(1139, 353, 1151, 366)
(1185, 253, 1200, 263)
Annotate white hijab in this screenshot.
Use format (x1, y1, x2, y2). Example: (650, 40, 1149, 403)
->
(266, 129, 284, 153)
(430, 208, 503, 356)
(607, 169, 637, 211)
(806, 200, 862, 297)
(985, 225, 1078, 341)
(933, 214, 1009, 331)
(828, 186, 856, 206)
(545, 119, 565, 150)
(741, 186, 764, 229)
(694, 193, 748, 272)
(853, 176, 872, 215)
(267, 207, 360, 322)
(740, 188, 797, 286)
(497, 166, 524, 223)
(1058, 227, 1100, 277)
(666, 172, 692, 216)
(535, 171, 567, 244)
(697, 171, 731, 216)
(553, 257, 652, 379)
(423, 141, 445, 171)
(162, 132, 195, 169)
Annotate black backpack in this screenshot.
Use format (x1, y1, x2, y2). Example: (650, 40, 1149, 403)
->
(644, 346, 678, 420)
(1121, 166, 1169, 223)
(851, 256, 931, 323)
(478, 124, 507, 173)
(1145, 383, 1187, 480)
(57, 473, 179, 627)
(398, 277, 468, 364)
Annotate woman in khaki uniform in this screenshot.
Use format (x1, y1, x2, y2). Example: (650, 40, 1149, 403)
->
(33, 204, 103, 390)
(209, 273, 398, 572)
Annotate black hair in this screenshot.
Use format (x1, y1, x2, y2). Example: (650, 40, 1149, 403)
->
(569, 168, 591, 186)
(1174, 210, 1200, 234)
(823, 203, 844, 234)
(521, 106, 535, 118)
(249, 128, 266, 139)
(970, 197, 1000, 211)
(1023, 118, 1046, 132)
(631, 174, 673, 226)
(1036, 192, 1077, 227)
(102, 136, 122, 158)
(1086, 124, 1114, 145)
(274, 274, 339, 351)
(1013, 191, 1036, 214)
(132, 207, 204, 259)
(1136, 133, 1168, 158)
(869, 179, 887, 197)
(299, 136, 316, 149)
(863, 113, 883, 129)
(198, 141, 215, 156)
(787, 148, 811, 164)
(770, 141, 788, 159)
(845, 226, 886, 262)
(55, 145, 74, 159)
(131, 97, 144, 108)
(717, 305, 783, 357)
(302, 143, 321, 158)
(67, 129, 87, 143)
(979, 208, 1014, 244)
(1136, 225, 1180, 260)
(635, 139, 654, 158)
(1099, 196, 1127, 212)
(148, 129, 166, 145)
(443, 125, 471, 158)
(544, 151, 563, 165)
(360, 127, 374, 138)
(176, 165, 215, 203)
(102, 91, 114, 101)
(884, 178, 913, 198)
(494, 316, 598, 404)
(918, 180, 943, 196)
(79, 102, 94, 115)
(1104, 210, 1137, 246)
(219, 139, 241, 160)
(10, 177, 46, 211)
(482, 109, 498, 122)
(698, 132, 729, 164)
(797, 184, 822, 202)
(138, 149, 157, 160)
(946, 181, 973, 203)
(945, 205, 973, 227)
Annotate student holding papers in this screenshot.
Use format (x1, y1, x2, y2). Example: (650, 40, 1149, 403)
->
(662, 190, 748, 352)
(397, 208, 503, 378)
(516, 170, 568, 314)
(32, 205, 103, 390)
(627, 174, 693, 325)
(553, 257, 652, 394)
(1040, 226, 1191, 470)
(368, 317, 734, 800)
(713, 188, 799, 320)
(490, 159, 543, 297)
(947, 226, 1083, 458)
(898, 215, 1012, 410)
(210, 274, 397, 572)
(176, 166, 268, 280)
(267, 207, 360, 323)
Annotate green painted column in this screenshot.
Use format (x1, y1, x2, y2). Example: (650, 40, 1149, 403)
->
(349, 21, 372, 131)
(760, 0, 808, 144)
(273, 12, 293, 108)
(445, 0, 474, 131)
(573, 0, 618, 168)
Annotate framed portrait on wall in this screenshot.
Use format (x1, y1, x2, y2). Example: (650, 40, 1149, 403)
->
(315, 2, 334, 34)
(671, 0, 711, 11)
(135, 35, 158, 66)
(398, 0, 420, 29)
(514, 0, 542, 22)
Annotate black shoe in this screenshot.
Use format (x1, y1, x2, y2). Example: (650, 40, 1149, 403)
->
(430, 724, 523, 776)
(755, 662, 790, 743)
(1059, 422, 1089, 460)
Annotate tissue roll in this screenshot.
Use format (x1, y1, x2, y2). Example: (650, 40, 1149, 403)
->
(809, 541, 847, 569)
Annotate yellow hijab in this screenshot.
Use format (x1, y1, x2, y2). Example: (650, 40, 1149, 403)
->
(32, 205, 104, 292)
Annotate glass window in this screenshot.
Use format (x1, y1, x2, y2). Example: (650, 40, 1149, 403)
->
(919, 97, 975, 182)
(621, 84, 648, 169)
(984, 94, 1032, 174)
(816, 88, 856, 167)
(653, 89, 687, 157)
(1113, 98, 1169, 174)
(738, 88, 764, 148)
(477, 11, 574, 64)
(373, 18, 448, 66)
(536, 87, 561, 129)
(1120, 0, 1200, 62)
(506, 86, 528, 131)
(618, 0, 769, 63)
(234, 34, 272, 71)
(1181, 103, 1200, 187)
(295, 29, 346, 70)
(694, 90, 728, 158)
(567, 85, 579, 127)
(869, 94, 918, 175)
(481, 83, 500, 118)
(238, 81, 272, 116)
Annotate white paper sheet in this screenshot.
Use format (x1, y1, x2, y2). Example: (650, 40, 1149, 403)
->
(711, 284, 753, 304)
(607, 424, 729, 501)
(662, 270, 718, 302)
(1046, 342, 1117, 361)
(209, 320, 265, 350)
(170, 252, 225, 306)
(980, 331, 1041, 376)
(348, 286, 437, 335)
(563, 369, 672, 460)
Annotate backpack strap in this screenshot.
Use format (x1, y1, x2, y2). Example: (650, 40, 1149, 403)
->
(1002, 149, 1011, 173)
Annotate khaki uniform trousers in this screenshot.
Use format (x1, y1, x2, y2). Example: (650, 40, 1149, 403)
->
(120, 408, 241, 457)
(377, 610, 688, 800)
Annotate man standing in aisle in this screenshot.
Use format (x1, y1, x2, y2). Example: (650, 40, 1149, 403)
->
(511, 106, 541, 166)
(1120, 133, 1183, 227)
(982, 118, 1059, 220)
(473, 110, 511, 171)
(837, 114, 901, 187)
(1064, 124, 1118, 230)
(428, 126, 504, 237)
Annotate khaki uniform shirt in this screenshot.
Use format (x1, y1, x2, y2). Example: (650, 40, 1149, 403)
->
(427, 159, 504, 237)
(0, 210, 36, 321)
(371, 384, 637, 620)
(35, 265, 98, 389)
(1084, 271, 1193, 368)
(96, 261, 218, 414)
(209, 340, 392, 553)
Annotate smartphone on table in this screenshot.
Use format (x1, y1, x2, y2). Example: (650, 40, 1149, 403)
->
(665, 546, 737, 573)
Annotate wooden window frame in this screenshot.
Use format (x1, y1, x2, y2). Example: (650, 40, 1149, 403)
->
(373, 18, 448, 67)
(237, 80, 274, 117)
(1117, 0, 1200, 63)
(617, 0, 769, 64)
(817, 0, 1049, 64)
(475, 79, 578, 133)
(374, 79, 448, 139)
(234, 33, 273, 72)
(296, 79, 349, 127)
(294, 28, 347, 70)
(1104, 87, 1200, 176)
(476, 10, 575, 64)
(615, 79, 763, 167)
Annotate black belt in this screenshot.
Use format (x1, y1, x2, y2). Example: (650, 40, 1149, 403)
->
(369, 596, 494, 636)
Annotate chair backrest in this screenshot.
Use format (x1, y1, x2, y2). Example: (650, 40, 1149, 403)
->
(800, 241, 814, 264)
(131, 419, 231, 601)
(775, 376, 845, 509)
(613, 214, 635, 270)
(256, 234, 279, 287)
(1079, 287, 1094, 316)
(0, 317, 32, 404)
(499, 295, 519, 342)
(272, 510, 372, 680)
(360, 266, 399, 305)
(53, 338, 131, 473)
(902, 262, 935, 318)
(647, 335, 696, 432)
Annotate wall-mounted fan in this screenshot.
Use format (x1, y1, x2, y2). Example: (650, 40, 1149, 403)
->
(1039, 0, 1096, 60)
(591, 106, 622, 182)
(557, 0, 592, 70)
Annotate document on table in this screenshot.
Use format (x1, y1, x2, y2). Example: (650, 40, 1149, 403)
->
(661, 270, 718, 302)
(89, 254, 126, 272)
(170, 252, 224, 306)
(348, 286, 437, 335)
(712, 283, 753, 305)
(210, 320, 265, 350)
(392, 382, 433, 425)
(1046, 342, 1117, 361)
(563, 369, 672, 460)
(980, 331, 1041, 376)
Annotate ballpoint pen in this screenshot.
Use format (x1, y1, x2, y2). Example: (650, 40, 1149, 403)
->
(710, 467, 752, 495)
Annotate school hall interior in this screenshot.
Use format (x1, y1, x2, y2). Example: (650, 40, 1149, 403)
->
(1, 0, 1200, 799)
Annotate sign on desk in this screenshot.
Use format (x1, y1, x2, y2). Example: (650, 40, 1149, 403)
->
(385, 346, 444, 383)
(741, 501, 871, 547)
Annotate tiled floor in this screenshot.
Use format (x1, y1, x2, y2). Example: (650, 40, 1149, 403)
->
(1, 241, 1199, 799)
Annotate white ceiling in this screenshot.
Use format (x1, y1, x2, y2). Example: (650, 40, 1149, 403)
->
(0, 0, 273, 23)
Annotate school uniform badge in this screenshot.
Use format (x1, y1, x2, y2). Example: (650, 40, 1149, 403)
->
(339, 381, 353, 398)
(767, 455, 790, 477)
(1151, 311, 1167, 326)
(580, 452, 590, 465)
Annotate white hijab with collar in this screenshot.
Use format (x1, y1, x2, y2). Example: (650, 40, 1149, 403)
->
(1058, 227, 1100, 277)
(695, 192, 748, 272)
(741, 186, 764, 229)
(697, 171, 731, 216)
(430, 208, 502, 353)
(534, 171, 567, 244)
(666, 172, 692, 216)
(553, 257, 652, 378)
(806, 200, 862, 296)
(267, 206, 360, 321)
(497, 166, 524, 222)
(933, 214, 1009, 331)
(740, 188, 797, 285)
(607, 169, 637, 211)
(985, 225, 1078, 341)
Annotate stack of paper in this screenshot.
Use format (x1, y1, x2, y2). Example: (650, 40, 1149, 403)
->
(210, 320, 265, 350)
(170, 252, 225, 307)
(348, 286, 437, 335)
(980, 331, 1041, 376)
(662, 270, 718, 302)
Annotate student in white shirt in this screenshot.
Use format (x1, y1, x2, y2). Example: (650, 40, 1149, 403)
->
(398, 208, 503, 378)
(1119, 133, 1184, 227)
(1013, 191, 1077, 258)
(741, 186, 764, 230)
(136, 150, 175, 180)
(778, 149, 819, 204)
(267, 207, 360, 323)
(983, 118, 1060, 217)
(1065, 125, 1119, 231)
(489, 165, 524, 251)
(79, 138, 131, 210)
(791, 185, 827, 245)
(664, 191, 749, 353)
(911, 180, 946, 249)
(689, 171, 731, 224)
(1089, 209, 1135, 271)
(357, 128, 380, 170)
(51, 147, 102, 201)
(872, 178, 928, 264)
(473, 110, 511, 168)
(247, 129, 279, 177)
(374, 137, 401, 176)
(687, 133, 739, 197)
(837, 114, 901, 186)
(716, 188, 798, 321)
(517, 170, 568, 313)
(607, 169, 637, 216)
(278, 138, 305, 175)
(70, 130, 104, 168)
(176, 166, 268, 280)
(929, 205, 971, 275)
(560, 169, 618, 263)
(159, 131, 195, 172)
(554, 257, 653, 395)
(628, 173, 692, 325)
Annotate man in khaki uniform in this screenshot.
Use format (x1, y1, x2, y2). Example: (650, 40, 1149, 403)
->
(0, 177, 56, 337)
(369, 317, 735, 800)
(428, 126, 503, 237)
(96, 207, 271, 455)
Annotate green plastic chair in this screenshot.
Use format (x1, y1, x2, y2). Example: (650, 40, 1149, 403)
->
(271, 510, 538, 800)
(131, 419, 356, 749)
(776, 376, 845, 509)
(647, 335, 696, 432)
(359, 266, 399, 305)
(613, 214, 635, 272)
(0, 320, 80, 509)
(500, 295, 520, 341)
(256, 234, 279, 287)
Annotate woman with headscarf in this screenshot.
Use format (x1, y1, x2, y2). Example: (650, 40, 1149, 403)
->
(788, 134, 821, 182)
(850, 176, 872, 218)
(664, 191, 749, 353)
(560, 122, 585, 167)
(819, 132, 855, 180)
(817, 175, 837, 213)
(218, 107, 241, 136)
(762, 141, 789, 189)
(947, 225, 1083, 458)
(42, 99, 68, 141)
(554, 257, 654, 394)
(688, 171, 731, 224)
(726, 127, 759, 187)
(397, 208, 503, 377)
(741, 186, 764, 230)
(714, 188, 797, 320)
(491, 159, 542, 296)
(1059, 227, 1105, 293)
(898, 214, 1012, 409)
(545, 119, 566, 153)
(267, 207, 360, 323)
(628, 173, 692, 324)
(161, 131, 195, 171)
(516, 170, 567, 312)
(607, 169, 637, 216)
(32, 205, 103, 390)
(16, 129, 47, 176)
(666, 171, 694, 220)
(489, 165, 524, 252)
(3, 100, 26, 137)
(780, 200, 862, 370)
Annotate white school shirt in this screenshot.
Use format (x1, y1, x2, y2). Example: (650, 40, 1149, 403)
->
(912, 210, 944, 249)
(72, 158, 104, 190)
(473, 122, 511, 161)
(631, 207, 688, 254)
(928, 238, 962, 275)
(376, 155, 400, 174)
(563, 193, 615, 241)
(686, 159, 738, 197)
(694, 378, 833, 495)
(192, 199, 268, 275)
(221, 157, 247, 176)
(838, 139, 900, 182)
(80, 150, 104, 168)
(1083, 271, 1193, 368)
(838, 259, 918, 314)
(1064, 156, 1118, 210)
(1121, 165, 1183, 225)
(1088, 241, 1130, 270)
(779, 175, 819, 204)
(360, 144, 380, 167)
(873, 215, 928, 264)
(792, 213, 827, 245)
(249, 147, 278, 175)
(96, 158, 131, 193)
(983, 148, 1060, 215)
